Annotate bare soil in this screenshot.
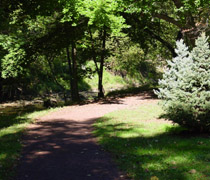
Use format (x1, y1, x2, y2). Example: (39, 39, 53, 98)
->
(16, 93, 159, 180)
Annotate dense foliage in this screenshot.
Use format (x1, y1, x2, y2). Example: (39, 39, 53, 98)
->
(1, 0, 210, 102)
(156, 33, 210, 132)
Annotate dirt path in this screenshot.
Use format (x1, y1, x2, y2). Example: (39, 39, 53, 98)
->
(16, 93, 158, 180)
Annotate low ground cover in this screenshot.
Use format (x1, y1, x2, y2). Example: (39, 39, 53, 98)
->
(94, 103, 210, 180)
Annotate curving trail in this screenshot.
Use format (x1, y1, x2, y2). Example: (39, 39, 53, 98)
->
(16, 93, 158, 180)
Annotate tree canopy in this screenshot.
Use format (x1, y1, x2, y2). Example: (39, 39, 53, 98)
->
(0, 0, 210, 102)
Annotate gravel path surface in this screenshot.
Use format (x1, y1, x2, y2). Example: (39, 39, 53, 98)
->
(16, 93, 158, 180)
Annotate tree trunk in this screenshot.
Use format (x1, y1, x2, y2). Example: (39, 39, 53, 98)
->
(66, 46, 74, 99)
(0, 71, 3, 102)
(47, 56, 65, 91)
(89, 29, 99, 73)
(71, 42, 80, 101)
(67, 45, 79, 102)
(98, 27, 106, 98)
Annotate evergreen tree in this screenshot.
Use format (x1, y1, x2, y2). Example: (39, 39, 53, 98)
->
(155, 33, 210, 132)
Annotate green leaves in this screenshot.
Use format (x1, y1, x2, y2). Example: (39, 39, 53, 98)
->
(156, 33, 210, 132)
(0, 35, 26, 78)
(60, 0, 78, 22)
(78, 0, 128, 36)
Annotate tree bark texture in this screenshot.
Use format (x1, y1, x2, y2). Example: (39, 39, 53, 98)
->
(89, 29, 99, 73)
(98, 27, 106, 98)
(71, 42, 79, 101)
(0, 71, 3, 102)
(66, 44, 79, 102)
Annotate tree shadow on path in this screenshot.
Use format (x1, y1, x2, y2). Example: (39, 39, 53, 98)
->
(16, 118, 128, 180)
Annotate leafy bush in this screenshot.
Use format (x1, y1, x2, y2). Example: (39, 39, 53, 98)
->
(107, 38, 161, 85)
(155, 33, 210, 132)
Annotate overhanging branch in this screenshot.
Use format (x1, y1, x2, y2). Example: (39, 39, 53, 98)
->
(144, 28, 177, 57)
(153, 13, 184, 29)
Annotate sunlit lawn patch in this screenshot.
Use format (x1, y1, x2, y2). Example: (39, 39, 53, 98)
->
(94, 103, 210, 180)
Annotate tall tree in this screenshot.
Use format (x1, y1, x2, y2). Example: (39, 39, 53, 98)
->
(0, 0, 88, 101)
(0, 0, 63, 100)
(155, 33, 210, 132)
(79, 0, 128, 97)
(60, 0, 89, 101)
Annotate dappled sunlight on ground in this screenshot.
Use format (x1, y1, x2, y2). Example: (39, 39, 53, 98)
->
(94, 104, 210, 180)
(17, 93, 156, 180)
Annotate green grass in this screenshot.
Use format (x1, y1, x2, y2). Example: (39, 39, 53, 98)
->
(94, 103, 210, 180)
(0, 105, 59, 180)
(82, 61, 128, 91)
(84, 69, 127, 91)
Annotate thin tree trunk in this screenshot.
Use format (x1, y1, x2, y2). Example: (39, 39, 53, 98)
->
(98, 27, 106, 98)
(0, 57, 3, 102)
(47, 55, 65, 91)
(71, 41, 80, 101)
(0, 71, 3, 102)
(67, 42, 80, 102)
(89, 28, 99, 73)
(66, 46, 74, 100)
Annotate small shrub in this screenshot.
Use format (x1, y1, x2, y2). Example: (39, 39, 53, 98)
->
(155, 33, 210, 132)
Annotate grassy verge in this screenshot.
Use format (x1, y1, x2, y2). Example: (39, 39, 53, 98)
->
(94, 103, 210, 180)
(0, 105, 59, 180)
